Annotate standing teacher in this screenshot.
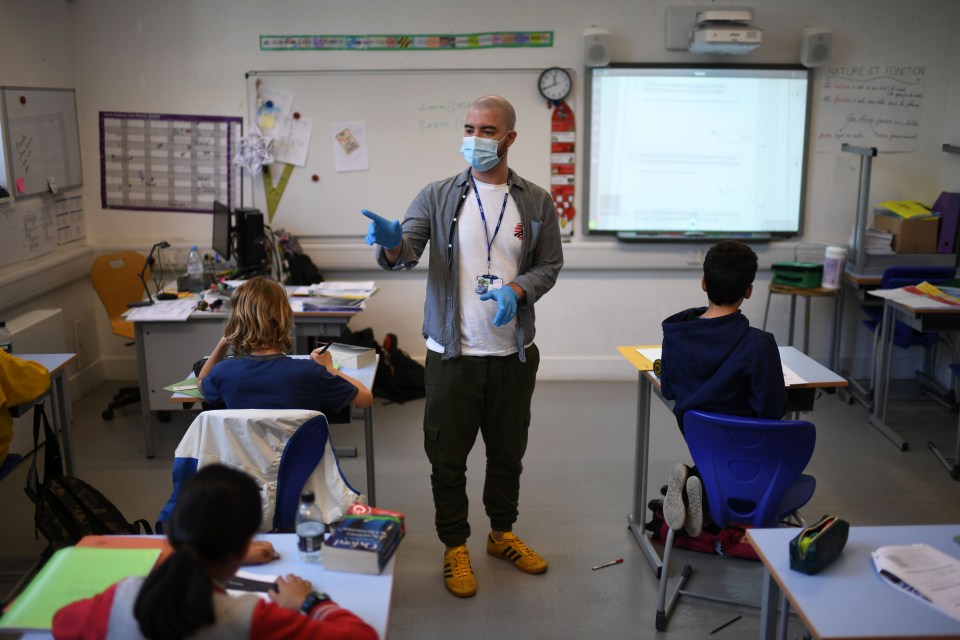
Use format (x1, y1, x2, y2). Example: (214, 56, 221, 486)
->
(362, 95, 563, 598)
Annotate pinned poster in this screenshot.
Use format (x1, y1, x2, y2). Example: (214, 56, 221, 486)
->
(257, 86, 294, 128)
(270, 114, 313, 167)
(331, 121, 369, 172)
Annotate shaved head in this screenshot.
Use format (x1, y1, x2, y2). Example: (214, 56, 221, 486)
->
(471, 95, 516, 130)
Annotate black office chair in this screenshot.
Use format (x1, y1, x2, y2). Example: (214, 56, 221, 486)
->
(90, 252, 147, 420)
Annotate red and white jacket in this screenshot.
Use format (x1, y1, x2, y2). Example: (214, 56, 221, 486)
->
(52, 576, 378, 640)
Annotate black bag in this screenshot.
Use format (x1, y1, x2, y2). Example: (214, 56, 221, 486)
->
(283, 252, 324, 286)
(376, 333, 426, 404)
(24, 404, 152, 550)
(338, 328, 426, 404)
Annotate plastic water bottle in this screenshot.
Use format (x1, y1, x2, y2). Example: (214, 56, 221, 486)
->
(822, 245, 847, 290)
(0, 321, 12, 353)
(296, 490, 325, 563)
(186, 246, 205, 294)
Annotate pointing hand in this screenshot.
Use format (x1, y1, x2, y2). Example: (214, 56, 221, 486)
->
(361, 209, 402, 249)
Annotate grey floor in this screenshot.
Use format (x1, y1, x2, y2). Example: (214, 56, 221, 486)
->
(2, 380, 960, 639)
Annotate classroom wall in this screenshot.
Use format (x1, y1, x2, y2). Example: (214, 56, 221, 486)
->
(3, 0, 959, 382)
(0, 0, 101, 397)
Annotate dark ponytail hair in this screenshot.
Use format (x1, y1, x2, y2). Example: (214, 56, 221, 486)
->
(134, 465, 262, 640)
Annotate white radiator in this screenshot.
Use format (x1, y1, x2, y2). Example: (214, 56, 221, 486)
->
(6, 309, 66, 458)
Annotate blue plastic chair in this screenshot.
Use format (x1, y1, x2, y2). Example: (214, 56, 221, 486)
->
(274, 413, 361, 531)
(655, 411, 817, 631)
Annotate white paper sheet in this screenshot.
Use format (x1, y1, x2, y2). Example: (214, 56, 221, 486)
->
(270, 114, 313, 167)
(636, 347, 662, 364)
(331, 120, 369, 172)
(873, 543, 960, 623)
(124, 298, 196, 321)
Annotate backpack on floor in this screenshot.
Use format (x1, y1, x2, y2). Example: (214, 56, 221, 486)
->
(24, 404, 152, 550)
(375, 333, 426, 404)
(339, 328, 426, 404)
(646, 501, 759, 561)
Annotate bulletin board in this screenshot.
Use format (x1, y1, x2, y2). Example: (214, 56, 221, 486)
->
(1, 87, 83, 198)
(245, 69, 556, 238)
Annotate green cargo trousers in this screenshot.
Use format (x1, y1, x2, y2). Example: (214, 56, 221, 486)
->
(423, 344, 540, 547)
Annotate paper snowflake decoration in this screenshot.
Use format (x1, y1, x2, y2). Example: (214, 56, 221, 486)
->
(233, 124, 274, 175)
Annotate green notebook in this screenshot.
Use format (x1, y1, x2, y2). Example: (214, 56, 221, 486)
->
(0, 546, 160, 630)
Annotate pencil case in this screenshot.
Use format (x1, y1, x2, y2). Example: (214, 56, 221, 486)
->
(789, 515, 849, 575)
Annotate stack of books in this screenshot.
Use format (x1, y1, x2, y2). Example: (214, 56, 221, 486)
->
(322, 506, 404, 575)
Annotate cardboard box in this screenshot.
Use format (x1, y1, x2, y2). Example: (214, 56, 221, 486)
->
(872, 213, 939, 253)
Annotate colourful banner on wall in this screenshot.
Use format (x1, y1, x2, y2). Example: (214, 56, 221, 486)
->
(260, 31, 553, 51)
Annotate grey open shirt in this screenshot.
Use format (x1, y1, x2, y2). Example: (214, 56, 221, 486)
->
(375, 168, 564, 362)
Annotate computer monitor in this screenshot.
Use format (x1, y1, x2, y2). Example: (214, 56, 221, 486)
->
(212, 200, 233, 261)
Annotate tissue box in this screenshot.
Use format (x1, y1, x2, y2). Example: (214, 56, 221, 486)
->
(873, 214, 939, 253)
(772, 262, 823, 289)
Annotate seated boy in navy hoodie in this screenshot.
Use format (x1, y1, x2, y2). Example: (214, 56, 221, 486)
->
(659, 240, 786, 536)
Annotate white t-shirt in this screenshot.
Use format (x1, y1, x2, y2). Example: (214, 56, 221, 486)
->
(426, 179, 522, 356)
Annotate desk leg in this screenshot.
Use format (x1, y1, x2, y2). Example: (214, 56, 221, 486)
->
(50, 370, 76, 476)
(627, 373, 661, 576)
(788, 295, 797, 347)
(364, 407, 376, 507)
(759, 570, 780, 640)
(867, 302, 908, 450)
(832, 281, 845, 375)
(135, 323, 156, 458)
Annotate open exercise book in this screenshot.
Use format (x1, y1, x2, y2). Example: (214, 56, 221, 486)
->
(872, 543, 960, 623)
(0, 546, 161, 631)
(634, 347, 805, 385)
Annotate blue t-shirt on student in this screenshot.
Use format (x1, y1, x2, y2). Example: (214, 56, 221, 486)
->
(202, 354, 358, 413)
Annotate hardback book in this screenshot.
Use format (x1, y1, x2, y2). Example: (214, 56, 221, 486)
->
(345, 503, 406, 537)
(322, 516, 401, 575)
(328, 343, 377, 369)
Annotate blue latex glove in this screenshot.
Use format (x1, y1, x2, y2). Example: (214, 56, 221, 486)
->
(479, 286, 518, 327)
(361, 209, 402, 249)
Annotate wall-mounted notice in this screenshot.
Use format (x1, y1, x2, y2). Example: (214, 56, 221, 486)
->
(816, 65, 925, 152)
(0, 201, 57, 269)
(99, 112, 242, 213)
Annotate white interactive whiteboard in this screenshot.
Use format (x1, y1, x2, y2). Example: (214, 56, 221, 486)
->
(1, 87, 83, 198)
(245, 69, 556, 238)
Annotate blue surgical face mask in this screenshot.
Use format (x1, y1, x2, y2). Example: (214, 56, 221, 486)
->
(460, 133, 509, 172)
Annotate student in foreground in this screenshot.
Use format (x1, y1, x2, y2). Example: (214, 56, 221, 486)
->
(659, 240, 786, 537)
(197, 277, 373, 412)
(52, 464, 377, 639)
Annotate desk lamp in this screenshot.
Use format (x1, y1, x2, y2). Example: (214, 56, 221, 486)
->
(127, 241, 171, 307)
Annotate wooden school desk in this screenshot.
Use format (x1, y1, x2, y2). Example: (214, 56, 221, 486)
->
(748, 524, 960, 640)
(867, 286, 960, 453)
(616, 345, 847, 576)
(129, 299, 360, 458)
(15, 533, 396, 640)
(170, 355, 381, 506)
(9, 353, 79, 475)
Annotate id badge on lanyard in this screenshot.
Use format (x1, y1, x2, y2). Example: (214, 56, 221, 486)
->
(470, 172, 510, 296)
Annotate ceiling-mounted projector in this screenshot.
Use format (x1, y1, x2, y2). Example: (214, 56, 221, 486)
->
(689, 9, 762, 54)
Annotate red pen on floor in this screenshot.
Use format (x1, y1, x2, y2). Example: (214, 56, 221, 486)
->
(592, 558, 623, 571)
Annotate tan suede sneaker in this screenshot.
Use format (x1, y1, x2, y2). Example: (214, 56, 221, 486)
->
(443, 544, 477, 597)
(486, 531, 548, 574)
